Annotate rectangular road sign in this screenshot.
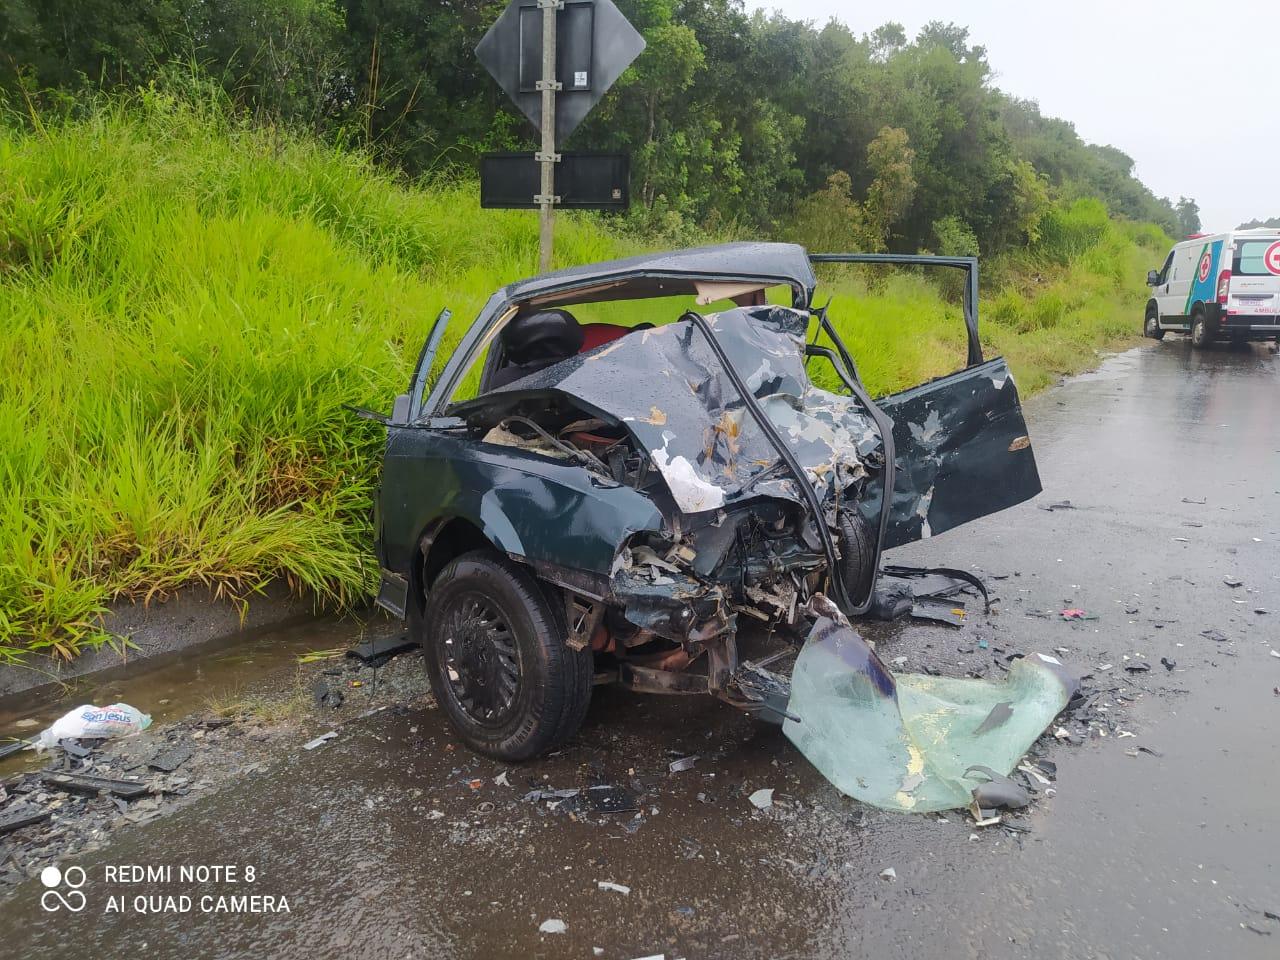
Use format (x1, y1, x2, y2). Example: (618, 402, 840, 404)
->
(480, 153, 629, 210)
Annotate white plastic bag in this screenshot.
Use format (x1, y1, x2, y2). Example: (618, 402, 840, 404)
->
(34, 703, 152, 752)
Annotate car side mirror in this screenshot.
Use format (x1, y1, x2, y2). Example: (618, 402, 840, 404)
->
(1146, 270, 1160, 286)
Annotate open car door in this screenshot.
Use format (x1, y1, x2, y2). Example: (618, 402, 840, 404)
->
(809, 254, 1041, 550)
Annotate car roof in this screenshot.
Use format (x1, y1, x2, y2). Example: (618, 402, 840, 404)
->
(500, 241, 818, 307)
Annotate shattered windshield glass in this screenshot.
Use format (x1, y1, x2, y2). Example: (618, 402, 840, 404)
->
(784, 621, 1079, 813)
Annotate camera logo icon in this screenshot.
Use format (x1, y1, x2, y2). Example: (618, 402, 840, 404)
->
(40, 865, 86, 913)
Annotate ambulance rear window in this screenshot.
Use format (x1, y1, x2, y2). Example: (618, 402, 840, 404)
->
(1234, 239, 1280, 275)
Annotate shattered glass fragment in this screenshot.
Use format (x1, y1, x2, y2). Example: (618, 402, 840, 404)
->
(783, 620, 1079, 813)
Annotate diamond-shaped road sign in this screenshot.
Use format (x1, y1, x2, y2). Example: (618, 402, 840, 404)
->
(476, 0, 645, 144)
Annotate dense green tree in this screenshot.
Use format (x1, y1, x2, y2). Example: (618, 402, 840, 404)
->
(0, 0, 1185, 254)
(1174, 197, 1201, 237)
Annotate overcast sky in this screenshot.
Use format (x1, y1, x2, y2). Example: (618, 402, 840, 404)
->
(747, 0, 1278, 232)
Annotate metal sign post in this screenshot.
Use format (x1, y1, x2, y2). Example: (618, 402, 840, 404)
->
(477, 0, 644, 270)
(536, 0, 562, 270)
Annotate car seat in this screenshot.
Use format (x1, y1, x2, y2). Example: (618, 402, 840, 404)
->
(488, 308, 585, 389)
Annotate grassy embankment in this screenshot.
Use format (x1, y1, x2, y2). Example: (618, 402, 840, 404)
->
(0, 95, 1168, 662)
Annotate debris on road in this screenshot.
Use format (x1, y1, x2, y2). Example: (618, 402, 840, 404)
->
(964, 765, 1031, 810)
(748, 788, 775, 810)
(1060, 609, 1095, 621)
(311, 680, 344, 710)
(878, 867, 897, 882)
(1039, 500, 1076, 511)
(539, 919, 567, 934)
(785, 626, 1079, 813)
(583, 785, 639, 813)
(346, 634, 421, 668)
(33, 704, 152, 752)
(1201, 629, 1229, 642)
(147, 743, 194, 773)
(1223, 576, 1243, 588)
(868, 566, 992, 626)
(39, 771, 149, 800)
(522, 784, 639, 815)
(1160, 657, 1176, 671)
(302, 732, 338, 751)
(597, 881, 631, 895)
(0, 805, 52, 836)
(668, 755, 699, 774)
(523, 787, 581, 803)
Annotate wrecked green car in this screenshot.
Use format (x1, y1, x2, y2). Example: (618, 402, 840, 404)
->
(368, 243, 1042, 762)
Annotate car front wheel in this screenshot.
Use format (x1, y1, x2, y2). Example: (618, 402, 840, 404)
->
(1144, 307, 1164, 340)
(418, 550, 593, 760)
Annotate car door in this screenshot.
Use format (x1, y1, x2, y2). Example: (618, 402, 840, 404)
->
(1151, 248, 1175, 321)
(863, 357, 1042, 548)
(1229, 236, 1280, 320)
(1160, 244, 1197, 325)
(807, 254, 1041, 552)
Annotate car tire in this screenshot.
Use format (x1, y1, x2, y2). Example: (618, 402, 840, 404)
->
(835, 511, 876, 614)
(1190, 308, 1211, 349)
(418, 549, 593, 761)
(1144, 306, 1164, 340)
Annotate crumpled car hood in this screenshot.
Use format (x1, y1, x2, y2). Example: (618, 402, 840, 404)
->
(453, 306, 882, 514)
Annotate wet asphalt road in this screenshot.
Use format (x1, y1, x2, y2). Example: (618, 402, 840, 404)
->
(7, 339, 1280, 959)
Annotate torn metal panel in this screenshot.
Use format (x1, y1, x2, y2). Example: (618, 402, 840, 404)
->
(783, 619, 1078, 813)
(452, 306, 883, 516)
(378, 428, 664, 578)
(858, 358, 1042, 549)
(609, 551, 733, 643)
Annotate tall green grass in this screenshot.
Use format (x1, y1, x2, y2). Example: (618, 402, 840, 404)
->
(813, 202, 1164, 397)
(0, 93, 1167, 661)
(0, 90, 624, 660)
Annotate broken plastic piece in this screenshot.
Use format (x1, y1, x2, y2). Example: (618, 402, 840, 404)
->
(784, 619, 1078, 813)
(347, 634, 422, 667)
(668, 755, 699, 773)
(584, 784, 639, 812)
(597, 881, 631, 895)
(302, 731, 338, 750)
(748, 788, 774, 809)
(539, 919, 567, 934)
(963, 764, 1031, 809)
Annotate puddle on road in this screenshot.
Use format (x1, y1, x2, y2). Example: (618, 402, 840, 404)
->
(0, 617, 372, 776)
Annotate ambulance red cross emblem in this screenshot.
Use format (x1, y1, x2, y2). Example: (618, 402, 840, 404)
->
(1198, 249, 1212, 282)
(1264, 240, 1280, 276)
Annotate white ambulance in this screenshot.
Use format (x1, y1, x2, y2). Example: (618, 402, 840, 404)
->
(1144, 229, 1280, 347)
